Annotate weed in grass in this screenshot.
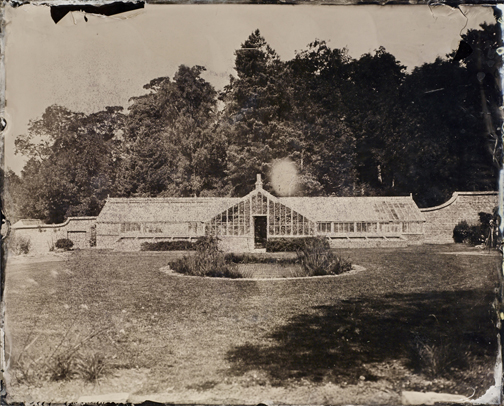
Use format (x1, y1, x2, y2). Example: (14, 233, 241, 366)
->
(47, 353, 77, 381)
(44, 330, 112, 382)
(75, 351, 108, 382)
(410, 337, 469, 379)
(11, 321, 113, 385)
(10, 323, 44, 385)
(12, 354, 43, 385)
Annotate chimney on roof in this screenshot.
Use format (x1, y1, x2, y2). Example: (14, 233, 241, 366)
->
(255, 174, 263, 190)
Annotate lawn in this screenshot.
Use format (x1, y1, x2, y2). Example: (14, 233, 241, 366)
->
(4, 244, 501, 404)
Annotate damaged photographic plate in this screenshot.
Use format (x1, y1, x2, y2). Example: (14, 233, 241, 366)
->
(1, 2, 503, 404)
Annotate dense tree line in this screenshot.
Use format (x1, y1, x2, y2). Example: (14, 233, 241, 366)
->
(5, 24, 501, 223)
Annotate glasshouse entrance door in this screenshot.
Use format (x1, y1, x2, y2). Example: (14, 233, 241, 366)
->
(254, 216, 267, 249)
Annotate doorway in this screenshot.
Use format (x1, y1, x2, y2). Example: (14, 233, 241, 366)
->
(254, 216, 267, 249)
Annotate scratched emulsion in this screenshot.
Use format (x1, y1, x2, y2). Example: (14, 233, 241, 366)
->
(1, 4, 503, 404)
(498, 9, 504, 243)
(492, 6, 504, 405)
(270, 158, 299, 197)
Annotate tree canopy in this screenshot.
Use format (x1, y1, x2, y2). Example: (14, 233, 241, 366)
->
(6, 25, 500, 223)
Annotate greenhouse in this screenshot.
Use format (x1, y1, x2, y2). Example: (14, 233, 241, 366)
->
(95, 175, 426, 251)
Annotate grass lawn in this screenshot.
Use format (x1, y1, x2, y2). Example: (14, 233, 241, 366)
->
(4, 244, 501, 403)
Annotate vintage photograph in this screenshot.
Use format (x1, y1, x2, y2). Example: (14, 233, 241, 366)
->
(2, 3, 502, 404)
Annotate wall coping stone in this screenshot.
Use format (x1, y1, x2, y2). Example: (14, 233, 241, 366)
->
(12, 216, 97, 230)
(420, 191, 498, 213)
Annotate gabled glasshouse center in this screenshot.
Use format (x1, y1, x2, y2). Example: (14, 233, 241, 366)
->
(95, 175, 426, 251)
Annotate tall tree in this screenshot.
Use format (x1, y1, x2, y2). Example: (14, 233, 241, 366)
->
(338, 47, 408, 194)
(221, 32, 357, 197)
(117, 65, 227, 197)
(13, 105, 125, 223)
(399, 22, 500, 206)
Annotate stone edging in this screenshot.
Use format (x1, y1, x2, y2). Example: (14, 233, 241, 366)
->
(159, 264, 366, 281)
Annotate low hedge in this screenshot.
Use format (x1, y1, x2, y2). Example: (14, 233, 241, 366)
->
(225, 253, 298, 265)
(266, 237, 330, 252)
(141, 240, 199, 251)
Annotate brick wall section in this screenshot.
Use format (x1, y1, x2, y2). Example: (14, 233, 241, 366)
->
(328, 237, 409, 249)
(10, 217, 97, 254)
(420, 192, 498, 244)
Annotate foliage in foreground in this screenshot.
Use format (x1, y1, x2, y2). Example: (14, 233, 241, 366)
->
(170, 237, 243, 278)
(12, 325, 110, 385)
(296, 237, 352, 276)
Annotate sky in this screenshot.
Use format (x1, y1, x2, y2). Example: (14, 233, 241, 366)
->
(3, 3, 496, 173)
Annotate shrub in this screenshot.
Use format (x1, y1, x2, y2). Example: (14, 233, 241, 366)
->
(453, 220, 485, 245)
(453, 221, 471, 243)
(55, 238, 74, 251)
(468, 226, 485, 246)
(296, 237, 352, 276)
(266, 237, 330, 252)
(9, 235, 31, 255)
(141, 239, 201, 251)
(170, 236, 242, 278)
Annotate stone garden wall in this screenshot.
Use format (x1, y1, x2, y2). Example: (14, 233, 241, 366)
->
(9, 217, 97, 254)
(420, 192, 498, 244)
(9, 191, 499, 254)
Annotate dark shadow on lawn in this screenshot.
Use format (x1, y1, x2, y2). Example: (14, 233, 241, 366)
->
(226, 289, 498, 386)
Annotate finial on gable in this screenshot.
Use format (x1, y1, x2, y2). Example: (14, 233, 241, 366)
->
(255, 174, 263, 190)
